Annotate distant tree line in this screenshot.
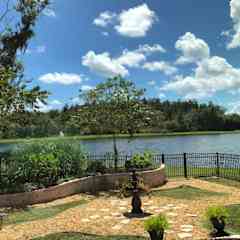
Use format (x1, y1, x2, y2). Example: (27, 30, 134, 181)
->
(1, 99, 240, 139)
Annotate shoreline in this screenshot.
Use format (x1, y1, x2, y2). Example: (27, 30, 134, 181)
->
(1, 130, 240, 144)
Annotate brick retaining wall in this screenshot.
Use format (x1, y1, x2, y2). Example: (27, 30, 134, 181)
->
(0, 165, 166, 208)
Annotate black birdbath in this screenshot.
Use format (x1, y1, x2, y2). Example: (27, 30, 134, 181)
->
(130, 168, 143, 214)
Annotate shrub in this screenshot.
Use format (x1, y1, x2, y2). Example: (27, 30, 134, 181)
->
(144, 214, 169, 240)
(206, 206, 229, 224)
(125, 151, 153, 170)
(1, 141, 87, 193)
(87, 160, 106, 174)
(205, 206, 229, 237)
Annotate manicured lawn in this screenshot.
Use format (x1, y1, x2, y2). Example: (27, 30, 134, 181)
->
(203, 177, 240, 188)
(150, 185, 227, 200)
(226, 204, 240, 234)
(1, 130, 240, 144)
(32, 233, 146, 240)
(4, 200, 87, 226)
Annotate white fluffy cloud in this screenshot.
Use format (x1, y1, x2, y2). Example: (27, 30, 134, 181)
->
(175, 32, 210, 65)
(43, 8, 56, 18)
(137, 44, 166, 54)
(161, 56, 240, 99)
(93, 11, 117, 27)
(94, 4, 157, 38)
(82, 51, 129, 77)
(82, 44, 166, 77)
(117, 50, 146, 67)
(39, 73, 83, 85)
(143, 61, 177, 75)
(115, 4, 157, 37)
(81, 85, 94, 91)
(227, 0, 240, 49)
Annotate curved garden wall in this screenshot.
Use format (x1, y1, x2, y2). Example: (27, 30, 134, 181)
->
(0, 165, 166, 208)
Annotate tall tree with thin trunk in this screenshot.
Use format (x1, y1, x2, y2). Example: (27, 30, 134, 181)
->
(72, 76, 153, 170)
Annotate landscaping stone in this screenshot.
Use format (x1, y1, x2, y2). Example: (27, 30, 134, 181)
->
(181, 225, 193, 229)
(81, 218, 90, 223)
(111, 212, 121, 217)
(90, 215, 100, 219)
(100, 208, 109, 212)
(186, 213, 198, 217)
(112, 224, 122, 230)
(120, 219, 130, 224)
(119, 207, 127, 211)
(177, 233, 193, 239)
(167, 212, 178, 217)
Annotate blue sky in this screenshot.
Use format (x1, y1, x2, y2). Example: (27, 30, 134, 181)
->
(17, 0, 240, 113)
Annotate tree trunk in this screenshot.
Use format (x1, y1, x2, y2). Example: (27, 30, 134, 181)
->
(113, 135, 118, 171)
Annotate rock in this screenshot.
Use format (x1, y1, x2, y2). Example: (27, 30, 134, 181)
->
(120, 219, 130, 224)
(101, 208, 109, 212)
(90, 215, 100, 219)
(81, 218, 90, 222)
(177, 233, 193, 239)
(119, 207, 127, 211)
(181, 229, 193, 233)
(111, 212, 121, 217)
(167, 212, 178, 217)
(181, 225, 193, 229)
(112, 224, 122, 230)
(186, 214, 197, 217)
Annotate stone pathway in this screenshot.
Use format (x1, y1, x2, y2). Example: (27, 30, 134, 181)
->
(3, 178, 237, 240)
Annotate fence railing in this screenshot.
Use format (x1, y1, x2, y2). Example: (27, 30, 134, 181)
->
(1, 152, 240, 186)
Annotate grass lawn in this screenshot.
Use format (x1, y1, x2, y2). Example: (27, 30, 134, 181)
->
(4, 199, 87, 226)
(226, 204, 240, 234)
(1, 130, 240, 144)
(202, 177, 240, 188)
(32, 233, 146, 240)
(150, 185, 227, 200)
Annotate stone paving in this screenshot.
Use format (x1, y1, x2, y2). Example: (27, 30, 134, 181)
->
(2, 178, 240, 240)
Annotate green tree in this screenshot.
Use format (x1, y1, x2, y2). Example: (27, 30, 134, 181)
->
(0, 0, 49, 134)
(72, 76, 153, 169)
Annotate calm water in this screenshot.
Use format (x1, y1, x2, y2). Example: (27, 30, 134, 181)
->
(1, 133, 240, 154)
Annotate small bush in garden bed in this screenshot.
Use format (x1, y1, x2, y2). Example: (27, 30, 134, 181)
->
(144, 214, 169, 240)
(1, 141, 88, 193)
(125, 151, 153, 170)
(87, 160, 106, 174)
(205, 206, 229, 237)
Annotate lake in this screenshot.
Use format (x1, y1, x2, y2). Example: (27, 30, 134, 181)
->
(1, 132, 240, 154)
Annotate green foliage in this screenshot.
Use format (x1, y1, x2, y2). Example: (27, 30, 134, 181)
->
(4, 199, 87, 226)
(0, 0, 49, 134)
(1, 141, 87, 193)
(87, 160, 106, 174)
(144, 214, 169, 232)
(125, 151, 153, 170)
(206, 206, 229, 222)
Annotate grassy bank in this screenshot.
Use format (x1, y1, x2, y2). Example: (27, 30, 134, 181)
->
(1, 130, 240, 144)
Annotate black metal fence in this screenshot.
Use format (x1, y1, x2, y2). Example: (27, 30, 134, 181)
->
(1, 152, 240, 185)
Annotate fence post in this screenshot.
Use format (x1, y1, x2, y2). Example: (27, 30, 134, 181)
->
(216, 152, 220, 177)
(183, 153, 188, 178)
(161, 154, 165, 165)
(0, 153, 2, 185)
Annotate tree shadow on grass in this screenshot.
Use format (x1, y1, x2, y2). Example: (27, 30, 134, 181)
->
(31, 232, 147, 240)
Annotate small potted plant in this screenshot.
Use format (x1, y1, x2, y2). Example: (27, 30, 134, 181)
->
(205, 206, 229, 237)
(144, 214, 169, 240)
